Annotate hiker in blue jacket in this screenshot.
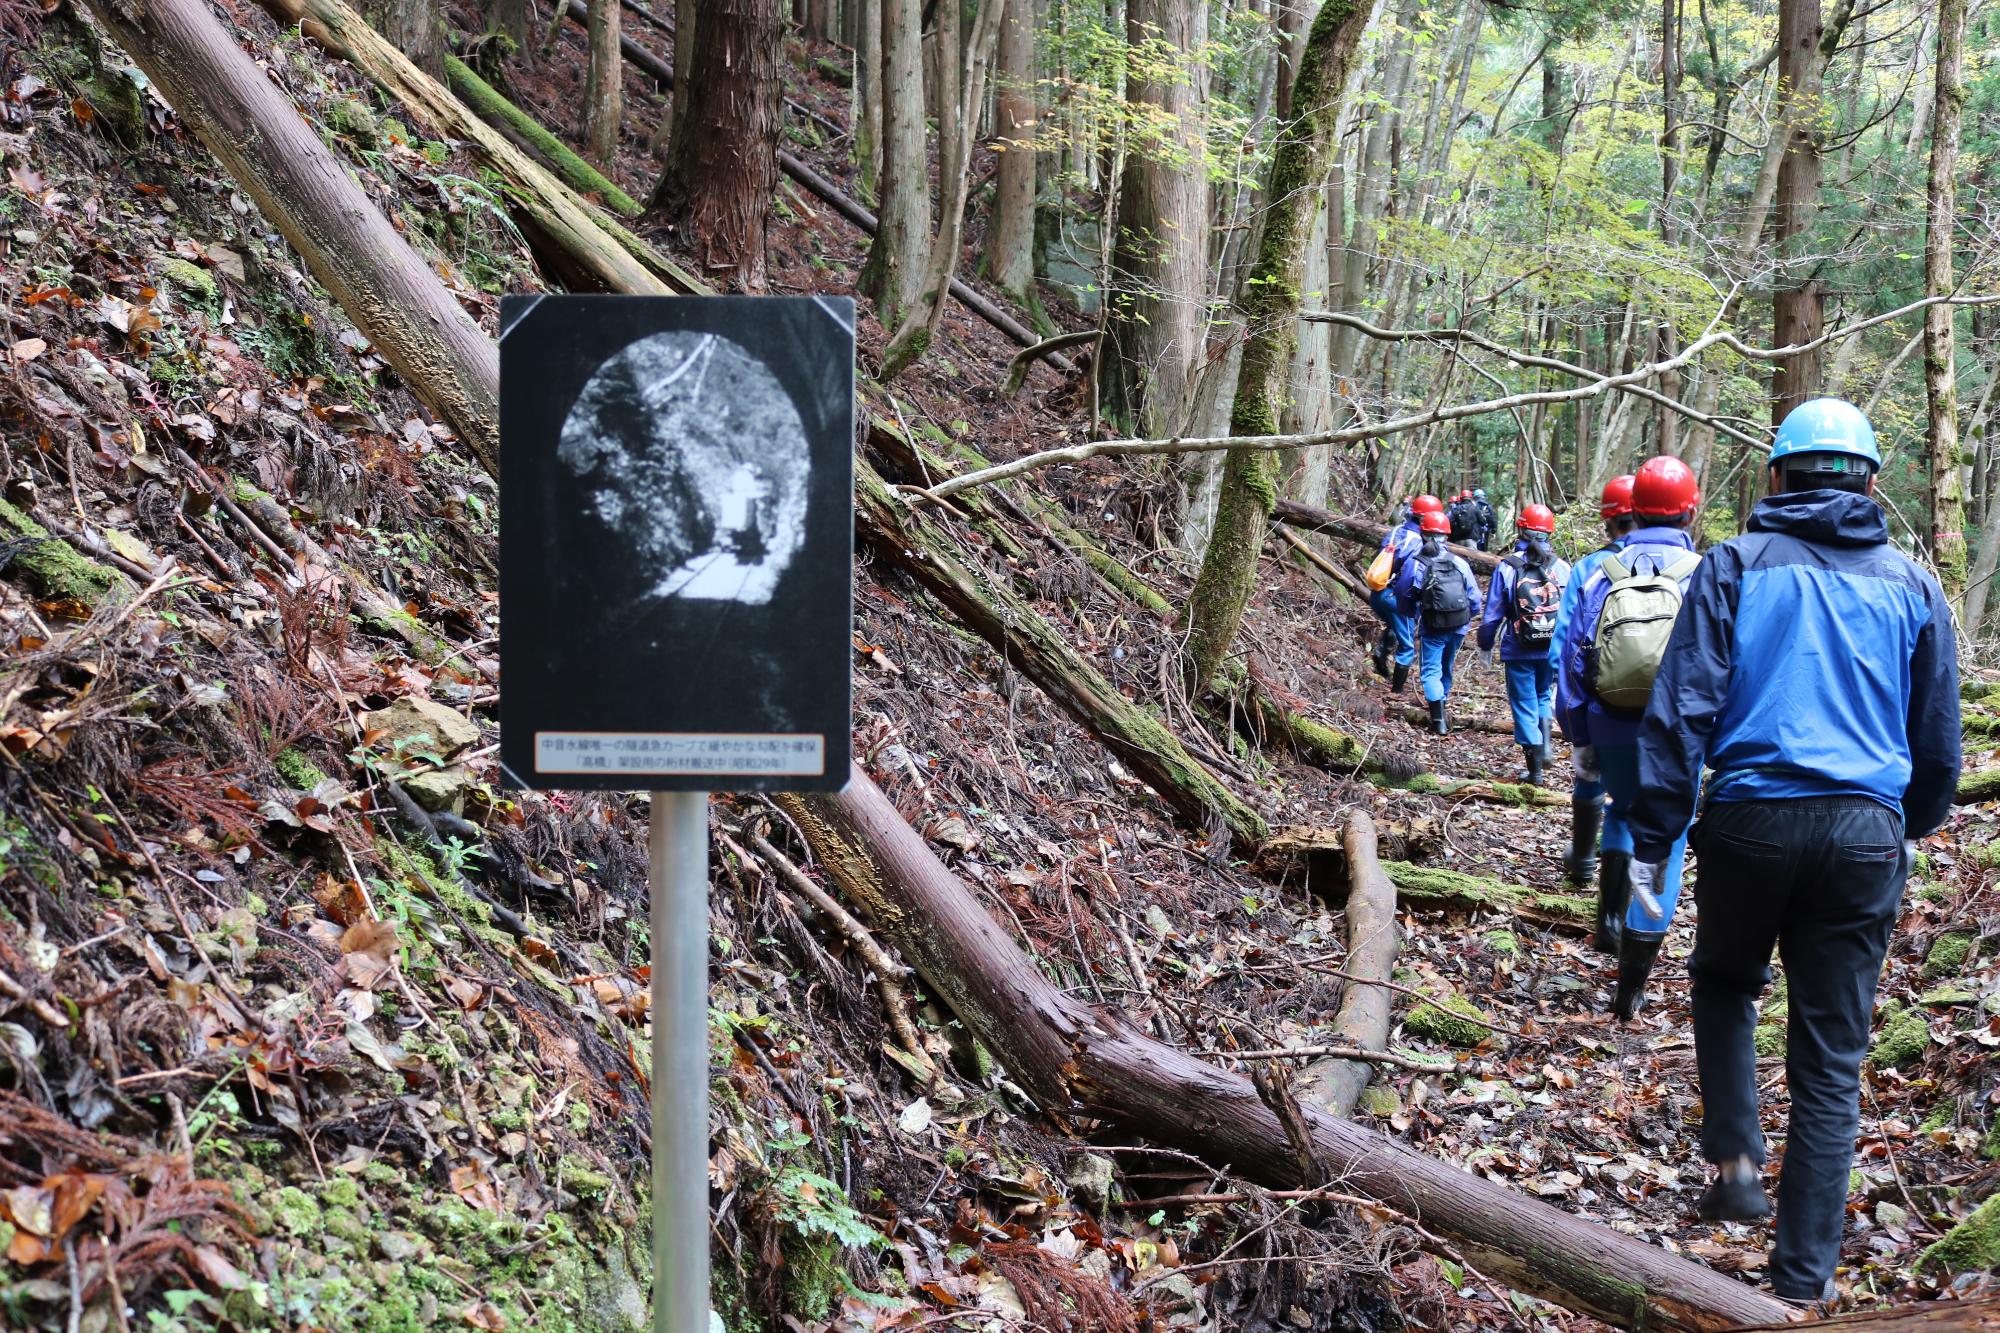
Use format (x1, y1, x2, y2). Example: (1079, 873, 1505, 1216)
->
(1471, 488, 1497, 551)
(1556, 454, 1701, 1017)
(1552, 474, 1637, 904)
(1625, 399, 1960, 1306)
(1478, 503, 1570, 784)
(1369, 494, 1436, 693)
(1395, 507, 1481, 734)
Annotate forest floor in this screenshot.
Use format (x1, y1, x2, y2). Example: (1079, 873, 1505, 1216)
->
(0, 3, 1995, 1331)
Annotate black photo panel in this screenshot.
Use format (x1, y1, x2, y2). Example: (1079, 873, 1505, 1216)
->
(499, 295, 853, 792)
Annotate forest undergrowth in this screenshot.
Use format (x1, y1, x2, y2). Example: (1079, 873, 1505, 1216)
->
(0, 0, 1995, 1330)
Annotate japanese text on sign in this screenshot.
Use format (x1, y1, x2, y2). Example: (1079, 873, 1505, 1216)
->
(534, 733, 826, 777)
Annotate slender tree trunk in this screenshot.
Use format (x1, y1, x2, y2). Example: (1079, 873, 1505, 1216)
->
(1100, 0, 1208, 436)
(859, 0, 931, 324)
(804, 0, 829, 40)
(984, 0, 1037, 300)
(672, 0, 700, 146)
(1182, 0, 1374, 695)
(584, 0, 623, 166)
(483, 0, 532, 53)
(1925, 0, 1966, 594)
(366, 0, 444, 74)
(84, 0, 498, 472)
(651, 0, 783, 287)
(1770, 0, 1825, 422)
(854, 0, 883, 200)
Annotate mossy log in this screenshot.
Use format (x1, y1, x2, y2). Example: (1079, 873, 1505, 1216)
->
(777, 771, 1793, 1331)
(1240, 655, 1390, 775)
(1736, 1298, 2000, 1330)
(1957, 766, 2000, 803)
(855, 462, 1269, 851)
(255, 0, 705, 298)
(1273, 525, 1370, 602)
(1916, 1195, 2000, 1283)
(0, 499, 129, 607)
(1385, 774, 1569, 808)
(442, 56, 642, 216)
(1273, 498, 1503, 574)
(1295, 810, 1400, 1117)
(1255, 828, 1593, 933)
(1395, 705, 1517, 737)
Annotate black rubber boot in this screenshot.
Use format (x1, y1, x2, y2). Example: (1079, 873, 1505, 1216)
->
(1524, 745, 1544, 785)
(1593, 850, 1630, 956)
(1390, 663, 1409, 694)
(1611, 930, 1666, 1019)
(1567, 795, 1605, 888)
(1370, 632, 1391, 678)
(1429, 699, 1448, 735)
(1697, 1158, 1771, 1222)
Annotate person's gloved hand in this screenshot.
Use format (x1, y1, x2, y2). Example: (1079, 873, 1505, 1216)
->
(1573, 744, 1599, 782)
(1630, 859, 1670, 923)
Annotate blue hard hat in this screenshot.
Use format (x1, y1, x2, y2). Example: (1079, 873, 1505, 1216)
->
(1473, 488, 1486, 499)
(1771, 398, 1881, 468)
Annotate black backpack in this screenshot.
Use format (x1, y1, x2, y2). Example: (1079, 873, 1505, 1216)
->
(1419, 549, 1471, 631)
(1506, 550, 1561, 653)
(1448, 500, 1474, 541)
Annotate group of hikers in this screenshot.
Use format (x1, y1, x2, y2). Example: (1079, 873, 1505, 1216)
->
(1360, 398, 1962, 1307)
(1444, 487, 1499, 550)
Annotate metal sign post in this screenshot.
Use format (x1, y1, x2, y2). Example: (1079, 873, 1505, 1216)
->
(499, 295, 854, 1333)
(650, 790, 710, 1333)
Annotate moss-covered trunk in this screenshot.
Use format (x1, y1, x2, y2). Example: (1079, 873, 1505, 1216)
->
(1181, 0, 1372, 695)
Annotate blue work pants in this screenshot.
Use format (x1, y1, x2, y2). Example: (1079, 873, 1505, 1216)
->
(1503, 659, 1555, 748)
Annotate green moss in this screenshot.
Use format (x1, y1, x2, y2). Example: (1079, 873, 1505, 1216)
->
(1917, 985, 1977, 1005)
(562, 1157, 614, 1200)
(1918, 1101, 1955, 1134)
(275, 747, 331, 790)
(1753, 1023, 1786, 1057)
(1357, 1084, 1402, 1117)
(442, 56, 642, 216)
(160, 256, 219, 303)
(1403, 773, 1444, 794)
(1403, 993, 1494, 1048)
(1923, 931, 1974, 978)
(1761, 974, 1789, 1019)
(1956, 767, 2000, 804)
(1916, 879, 1953, 904)
(1381, 861, 1593, 927)
(1917, 1194, 2000, 1278)
(1983, 1112, 2000, 1161)
(1483, 929, 1520, 956)
(1868, 1002, 1930, 1069)
(0, 498, 123, 604)
(271, 1186, 323, 1236)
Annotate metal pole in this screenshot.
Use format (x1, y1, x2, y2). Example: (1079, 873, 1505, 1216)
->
(649, 790, 710, 1333)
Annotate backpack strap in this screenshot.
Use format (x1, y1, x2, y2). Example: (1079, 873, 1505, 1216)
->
(1599, 553, 1630, 583)
(1661, 550, 1701, 583)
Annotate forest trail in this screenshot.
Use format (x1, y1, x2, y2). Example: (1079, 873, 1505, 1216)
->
(0, 0, 1995, 1327)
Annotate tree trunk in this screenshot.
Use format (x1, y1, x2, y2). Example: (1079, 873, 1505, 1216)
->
(1182, 0, 1374, 696)
(854, 462, 1270, 850)
(1099, 0, 1207, 437)
(1925, 0, 1966, 595)
(87, 0, 499, 475)
(1770, 0, 1825, 422)
(859, 0, 931, 324)
(776, 771, 1797, 1333)
(1296, 810, 1398, 1118)
(651, 0, 784, 288)
(483, 0, 532, 52)
(984, 0, 1036, 301)
(583, 0, 622, 166)
(854, 0, 883, 200)
(365, 0, 443, 73)
(804, 0, 829, 40)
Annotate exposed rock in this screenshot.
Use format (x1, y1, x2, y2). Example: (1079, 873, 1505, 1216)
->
(361, 696, 480, 758)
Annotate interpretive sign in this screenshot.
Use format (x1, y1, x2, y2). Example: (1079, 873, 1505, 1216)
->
(497, 294, 854, 793)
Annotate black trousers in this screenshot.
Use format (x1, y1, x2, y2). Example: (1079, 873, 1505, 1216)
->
(1688, 797, 1907, 1300)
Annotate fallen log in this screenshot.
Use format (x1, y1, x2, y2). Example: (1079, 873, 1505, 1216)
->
(1394, 775, 1569, 807)
(776, 771, 1792, 1331)
(1742, 1297, 2000, 1329)
(1255, 828, 1593, 932)
(83, 0, 501, 475)
(1296, 811, 1399, 1117)
(1273, 525, 1370, 602)
(855, 462, 1268, 850)
(257, 0, 704, 299)
(1395, 704, 1519, 737)
(442, 55, 642, 216)
(1273, 498, 1503, 575)
(1240, 656, 1397, 778)
(1954, 765, 2000, 804)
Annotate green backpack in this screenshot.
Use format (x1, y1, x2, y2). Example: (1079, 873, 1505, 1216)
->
(1588, 549, 1702, 711)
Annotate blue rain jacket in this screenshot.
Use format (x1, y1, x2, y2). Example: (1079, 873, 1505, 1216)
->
(1626, 490, 1961, 862)
(1393, 540, 1481, 634)
(1549, 538, 1625, 674)
(1555, 525, 1700, 750)
(1478, 540, 1572, 661)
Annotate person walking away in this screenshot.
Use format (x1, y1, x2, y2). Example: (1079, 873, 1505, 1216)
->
(1556, 455, 1701, 1017)
(1395, 508, 1480, 734)
(1368, 495, 1436, 693)
(1448, 491, 1477, 544)
(1471, 488, 1497, 551)
(1624, 399, 1959, 1306)
(1552, 475, 1638, 931)
(1479, 504, 1569, 783)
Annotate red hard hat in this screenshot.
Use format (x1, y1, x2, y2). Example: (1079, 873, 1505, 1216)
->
(1411, 494, 1444, 515)
(1631, 456, 1700, 518)
(1518, 503, 1555, 534)
(1459, 490, 1471, 500)
(1419, 509, 1451, 534)
(1600, 474, 1635, 520)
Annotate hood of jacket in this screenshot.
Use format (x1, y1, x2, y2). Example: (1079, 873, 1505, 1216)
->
(1748, 489, 1887, 547)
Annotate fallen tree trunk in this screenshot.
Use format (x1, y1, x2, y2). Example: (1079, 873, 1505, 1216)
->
(442, 55, 642, 216)
(1297, 811, 1399, 1117)
(1273, 525, 1370, 602)
(776, 771, 1792, 1331)
(83, 0, 501, 476)
(1395, 705, 1517, 737)
(1742, 1298, 2000, 1329)
(1954, 766, 2000, 804)
(1273, 499, 1503, 575)
(1240, 656, 1398, 778)
(855, 462, 1269, 851)
(778, 152, 1076, 372)
(1255, 828, 1594, 932)
(257, 0, 705, 299)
